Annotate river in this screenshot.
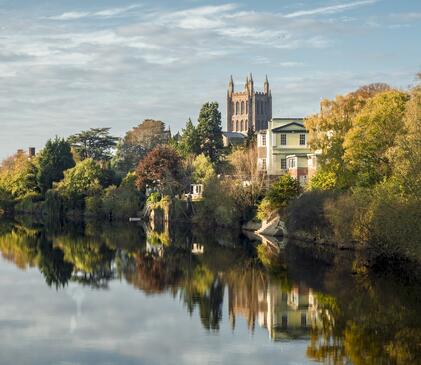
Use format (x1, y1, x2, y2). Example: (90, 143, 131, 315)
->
(0, 219, 419, 365)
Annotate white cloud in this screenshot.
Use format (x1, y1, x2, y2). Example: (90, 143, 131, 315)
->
(284, 0, 378, 18)
(279, 62, 304, 67)
(48, 4, 142, 21)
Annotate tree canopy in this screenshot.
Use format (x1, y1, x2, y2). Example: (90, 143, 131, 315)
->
(36, 137, 75, 194)
(196, 102, 223, 163)
(113, 120, 171, 175)
(68, 128, 118, 162)
(135, 145, 184, 195)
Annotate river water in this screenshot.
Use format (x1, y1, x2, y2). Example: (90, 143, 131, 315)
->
(0, 220, 419, 365)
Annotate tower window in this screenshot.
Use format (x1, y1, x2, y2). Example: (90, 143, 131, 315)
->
(241, 101, 245, 114)
(300, 134, 306, 145)
(281, 134, 287, 145)
(236, 102, 239, 115)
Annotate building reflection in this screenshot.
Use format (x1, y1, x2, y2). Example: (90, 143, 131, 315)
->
(228, 277, 323, 341)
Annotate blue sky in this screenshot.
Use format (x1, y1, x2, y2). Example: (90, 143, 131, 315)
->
(0, 0, 420, 159)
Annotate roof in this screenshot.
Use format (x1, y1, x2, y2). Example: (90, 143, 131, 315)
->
(272, 121, 307, 133)
(222, 131, 246, 139)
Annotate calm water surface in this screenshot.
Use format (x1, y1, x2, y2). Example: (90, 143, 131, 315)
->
(0, 220, 419, 365)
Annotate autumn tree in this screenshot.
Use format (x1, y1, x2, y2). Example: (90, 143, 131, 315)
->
(135, 145, 184, 195)
(0, 150, 38, 198)
(196, 102, 223, 163)
(113, 120, 171, 175)
(343, 90, 409, 187)
(388, 78, 421, 199)
(37, 137, 75, 194)
(305, 83, 391, 189)
(68, 128, 118, 162)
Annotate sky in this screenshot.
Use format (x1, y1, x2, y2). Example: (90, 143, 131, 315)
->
(0, 0, 420, 159)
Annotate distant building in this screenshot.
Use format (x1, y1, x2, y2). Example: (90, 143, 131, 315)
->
(222, 131, 245, 147)
(227, 74, 272, 134)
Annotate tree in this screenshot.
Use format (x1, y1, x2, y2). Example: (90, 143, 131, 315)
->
(68, 128, 118, 162)
(305, 83, 391, 189)
(343, 90, 409, 187)
(135, 145, 184, 195)
(245, 126, 256, 148)
(388, 79, 421, 199)
(36, 137, 75, 194)
(258, 174, 301, 220)
(0, 150, 38, 198)
(192, 154, 216, 185)
(196, 102, 223, 163)
(113, 120, 171, 175)
(177, 118, 201, 157)
(308, 170, 338, 191)
(56, 158, 103, 198)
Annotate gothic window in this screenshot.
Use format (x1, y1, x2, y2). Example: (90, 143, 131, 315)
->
(246, 101, 248, 114)
(240, 120, 244, 131)
(281, 134, 287, 145)
(241, 101, 245, 114)
(232, 102, 234, 113)
(236, 120, 239, 131)
(236, 102, 239, 115)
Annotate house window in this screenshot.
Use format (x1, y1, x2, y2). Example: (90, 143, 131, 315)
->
(281, 158, 286, 170)
(287, 158, 296, 169)
(262, 134, 266, 146)
(300, 134, 306, 145)
(281, 134, 287, 145)
(261, 158, 267, 171)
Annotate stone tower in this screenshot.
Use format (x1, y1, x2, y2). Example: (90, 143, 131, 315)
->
(227, 74, 272, 133)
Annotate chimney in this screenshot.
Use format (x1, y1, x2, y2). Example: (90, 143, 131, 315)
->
(28, 147, 36, 158)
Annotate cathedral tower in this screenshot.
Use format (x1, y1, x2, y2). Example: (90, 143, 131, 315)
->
(227, 74, 272, 133)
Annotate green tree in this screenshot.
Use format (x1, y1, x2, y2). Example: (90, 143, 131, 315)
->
(258, 174, 301, 220)
(113, 120, 171, 175)
(177, 118, 201, 157)
(196, 102, 223, 163)
(343, 90, 409, 187)
(192, 154, 216, 185)
(36, 137, 75, 194)
(135, 145, 184, 195)
(245, 126, 256, 148)
(68, 128, 118, 162)
(308, 170, 338, 191)
(56, 158, 103, 198)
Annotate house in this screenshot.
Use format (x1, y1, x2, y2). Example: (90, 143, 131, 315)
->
(257, 118, 313, 185)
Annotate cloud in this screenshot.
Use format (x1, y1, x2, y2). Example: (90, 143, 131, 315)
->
(48, 4, 142, 21)
(284, 0, 378, 18)
(279, 62, 304, 67)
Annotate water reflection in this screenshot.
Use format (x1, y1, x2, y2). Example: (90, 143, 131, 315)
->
(0, 219, 420, 365)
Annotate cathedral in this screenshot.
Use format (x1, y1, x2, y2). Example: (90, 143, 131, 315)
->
(226, 74, 272, 133)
